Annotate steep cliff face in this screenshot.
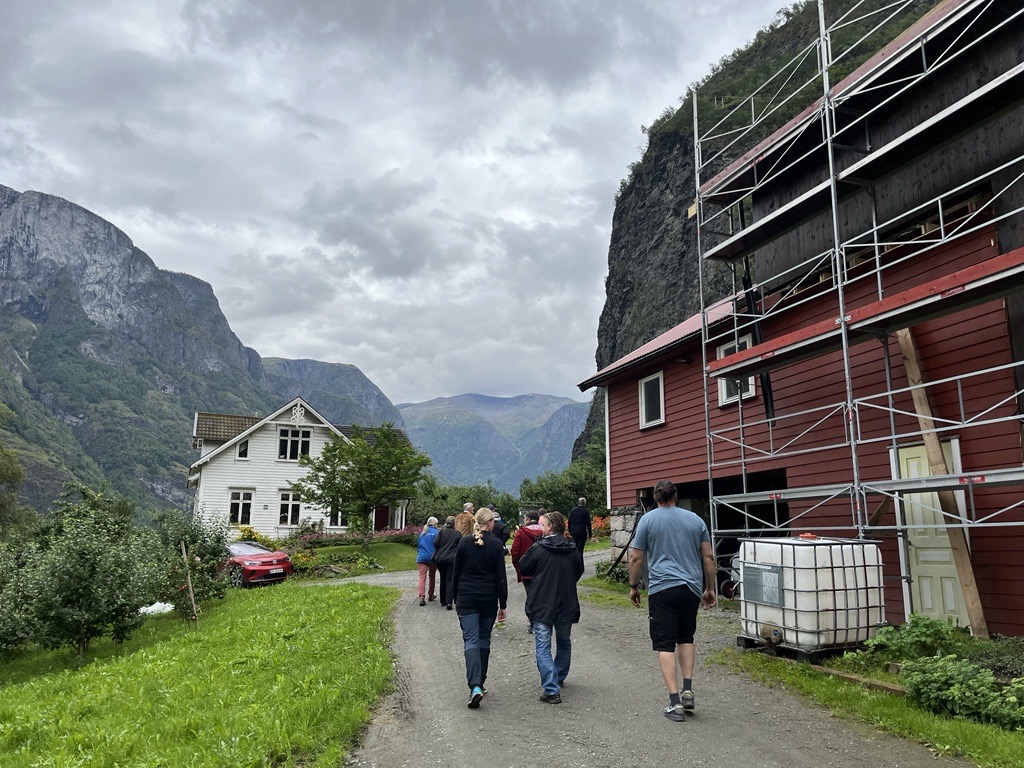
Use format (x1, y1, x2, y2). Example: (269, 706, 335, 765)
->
(0, 187, 254, 376)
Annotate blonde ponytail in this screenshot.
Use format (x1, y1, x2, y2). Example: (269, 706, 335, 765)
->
(473, 509, 495, 546)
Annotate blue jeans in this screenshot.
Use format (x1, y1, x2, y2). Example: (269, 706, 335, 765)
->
(533, 620, 572, 694)
(458, 608, 497, 689)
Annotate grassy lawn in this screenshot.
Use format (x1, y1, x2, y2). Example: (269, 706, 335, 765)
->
(0, 582, 398, 767)
(311, 542, 418, 573)
(712, 647, 1024, 768)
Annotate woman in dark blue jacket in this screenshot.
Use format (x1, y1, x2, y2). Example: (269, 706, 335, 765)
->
(416, 517, 439, 606)
(451, 508, 508, 708)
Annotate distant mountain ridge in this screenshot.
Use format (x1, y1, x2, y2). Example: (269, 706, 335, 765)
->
(398, 394, 588, 493)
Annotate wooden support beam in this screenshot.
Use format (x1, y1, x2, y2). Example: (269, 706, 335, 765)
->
(895, 328, 988, 638)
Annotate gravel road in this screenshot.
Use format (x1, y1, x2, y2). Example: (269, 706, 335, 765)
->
(342, 551, 971, 768)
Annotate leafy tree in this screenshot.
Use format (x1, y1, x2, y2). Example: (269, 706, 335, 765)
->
(291, 424, 431, 546)
(155, 510, 230, 621)
(0, 541, 37, 658)
(519, 458, 606, 518)
(410, 475, 517, 526)
(29, 484, 163, 657)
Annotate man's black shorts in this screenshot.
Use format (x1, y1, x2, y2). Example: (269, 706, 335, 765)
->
(648, 584, 701, 651)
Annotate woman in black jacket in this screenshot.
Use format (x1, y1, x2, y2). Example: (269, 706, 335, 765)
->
(432, 516, 462, 610)
(451, 507, 508, 708)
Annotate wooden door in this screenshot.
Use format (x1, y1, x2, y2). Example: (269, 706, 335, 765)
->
(898, 444, 969, 626)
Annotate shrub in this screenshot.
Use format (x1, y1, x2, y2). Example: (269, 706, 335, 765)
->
(902, 655, 1024, 730)
(592, 516, 609, 538)
(595, 560, 629, 584)
(236, 525, 280, 550)
(864, 613, 969, 661)
(29, 484, 164, 657)
(0, 543, 35, 658)
(964, 635, 1024, 680)
(292, 549, 384, 578)
(156, 511, 230, 621)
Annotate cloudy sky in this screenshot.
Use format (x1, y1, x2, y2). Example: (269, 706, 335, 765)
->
(1, 0, 780, 405)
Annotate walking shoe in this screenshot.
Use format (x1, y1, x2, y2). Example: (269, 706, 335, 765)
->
(663, 703, 686, 722)
(446, 604, 453, 610)
(418, 597, 425, 606)
(681, 690, 695, 711)
(429, 595, 436, 601)
(538, 692, 562, 704)
(527, 626, 534, 634)
(468, 686, 484, 709)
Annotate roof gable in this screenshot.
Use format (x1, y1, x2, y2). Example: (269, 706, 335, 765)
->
(190, 397, 343, 470)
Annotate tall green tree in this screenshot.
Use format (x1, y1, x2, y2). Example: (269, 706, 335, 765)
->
(519, 457, 606, 517)
(29, 484, 163, 657)
(410, 475, 517, 526)
(291, 424, 431, 545)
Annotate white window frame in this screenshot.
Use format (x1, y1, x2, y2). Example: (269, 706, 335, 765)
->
(717, 334, 756, 406)
(229, 489, 253, 526)
(638, 371, 665, 428)
(279, 489, 301, 526)
(278, 428, 311, 461)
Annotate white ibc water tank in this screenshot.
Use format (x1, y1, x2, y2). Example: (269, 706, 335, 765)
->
(739, 536, 885, 652)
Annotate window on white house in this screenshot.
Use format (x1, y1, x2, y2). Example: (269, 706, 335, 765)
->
(717, 335, 756, 405)
(229, 490, 253, 525)
(329, 507, 348, 528)
(237, 439, 249, 459)
(279, 490, 301, 526)
(639, 371, 665, 428)
(278, 428, 311, 461)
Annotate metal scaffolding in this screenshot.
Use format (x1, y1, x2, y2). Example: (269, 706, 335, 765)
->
(692, 0, 1024, 557)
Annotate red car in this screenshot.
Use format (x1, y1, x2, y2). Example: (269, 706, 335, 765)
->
(227, 541, 294, 588)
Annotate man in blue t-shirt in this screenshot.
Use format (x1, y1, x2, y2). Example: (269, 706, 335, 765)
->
(628, 479, 716, 723)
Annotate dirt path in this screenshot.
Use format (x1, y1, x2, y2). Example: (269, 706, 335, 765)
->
(342, 552, 971, 768)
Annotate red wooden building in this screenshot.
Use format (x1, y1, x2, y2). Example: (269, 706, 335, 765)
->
(580, 0, 1024, 637)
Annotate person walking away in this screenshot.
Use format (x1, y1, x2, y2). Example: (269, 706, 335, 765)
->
(432, 516, 461, 609)
(416, 517, 440, 606)
(567, 497, 592, 558)
(510, 509, 544, 633)
(452, 508, 508, 708)
(628, 480, 716, 722)
(454, 502, 475, 538)
(488, 504, 511, 548)
(519, 511, 583, 704)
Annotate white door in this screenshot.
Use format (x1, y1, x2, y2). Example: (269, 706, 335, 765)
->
(897, 443, 969, 627)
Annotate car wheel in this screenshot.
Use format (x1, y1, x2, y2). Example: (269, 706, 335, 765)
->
(230, 566, 245, 588)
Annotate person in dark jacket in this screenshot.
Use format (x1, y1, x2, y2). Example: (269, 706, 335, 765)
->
(488, 504, 511, 546)
(519, 510, 584, 704)
(452, 507, 508, 708)
(432, 516, 461, 610)
(567, 497, 592, 557)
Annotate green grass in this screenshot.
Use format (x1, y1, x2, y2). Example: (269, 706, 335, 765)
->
(0, 582, 398, 767)
(306, 542, 417, 575)
(713, 648, 1024, 768)
(586, 537, 611, 551)
(578, 576, 634, 608)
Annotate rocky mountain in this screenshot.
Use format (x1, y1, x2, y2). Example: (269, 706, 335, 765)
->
(398, 394, 589, 493)
(573, 0, 940, 458)
(0, 184, 401, 513)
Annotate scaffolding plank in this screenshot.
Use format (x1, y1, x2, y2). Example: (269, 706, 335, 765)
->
(716, 483, 852, 505)
(838, 61, 1024, 190)
(865, 466, 1024, 494)
(708, 247, 1024, 379)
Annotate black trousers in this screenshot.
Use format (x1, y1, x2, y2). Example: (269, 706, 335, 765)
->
(438, 563, 454, 606)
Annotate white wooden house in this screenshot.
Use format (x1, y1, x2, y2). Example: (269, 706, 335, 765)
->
(188, 397, 409, 538)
